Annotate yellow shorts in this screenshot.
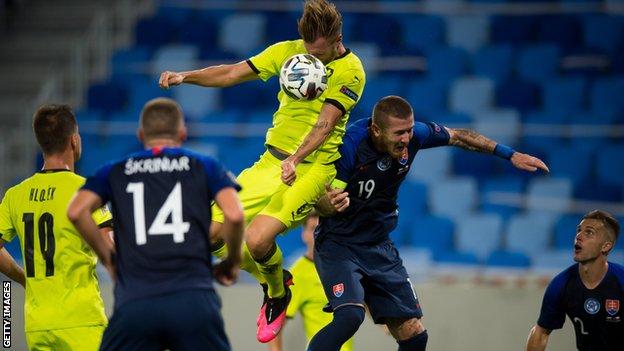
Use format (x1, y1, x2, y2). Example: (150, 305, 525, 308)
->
(212, 150, 336, 230)
(26, 325, 105, 351)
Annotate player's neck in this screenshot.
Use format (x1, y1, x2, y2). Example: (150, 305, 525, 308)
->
(144, 139, 181, 149)
(336, 43, 346, 57)
(42, 152, 74, 172)
(305, 248, 314, 261)
(578, 259, 609, 289)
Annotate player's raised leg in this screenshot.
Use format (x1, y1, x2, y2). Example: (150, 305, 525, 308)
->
(386, 317, 428, 351)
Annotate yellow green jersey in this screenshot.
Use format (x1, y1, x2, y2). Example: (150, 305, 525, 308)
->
(0, 170, 111, 332)
(247, 39, 366, 164)
(288, 256, 354, 351)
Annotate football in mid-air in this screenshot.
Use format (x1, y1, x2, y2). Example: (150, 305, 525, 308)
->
(279, 54, 328, 101)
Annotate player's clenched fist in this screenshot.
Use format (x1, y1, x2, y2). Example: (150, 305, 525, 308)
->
(325, 183, 350, 213)
(159, 71, 185, 89)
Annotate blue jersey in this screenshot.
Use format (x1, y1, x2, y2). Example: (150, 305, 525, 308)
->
(316, 118, 449, 244)
(537, 262, 624, 351)
(83, 147, 240, 308)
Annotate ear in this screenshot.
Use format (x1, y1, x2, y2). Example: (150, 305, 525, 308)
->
(602, 241, 613, 255)
(370, 122, 382, 137)
(137, 128, 145, 143)
(336, 34, 343, 45)
(70, 133, 79, 149)
(179, 126, 188, 143)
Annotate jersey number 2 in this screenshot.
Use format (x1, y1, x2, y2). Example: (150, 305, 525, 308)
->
(22, 213, 55, 277)
(126, 182, 190, 245)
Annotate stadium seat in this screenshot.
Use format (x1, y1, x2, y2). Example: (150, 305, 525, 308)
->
(505, 214, 553, 255)
(480, 176, 525, 220)
(151, 44, 199, 77)
(110, 47, 152, 79)
(178, 19, 218, 49)
(542, 77, 587, 113)
(452, 148, 497, 178)
(590, 77, 624, 116)
(526, 178, 573, 217)
(134, 16, 177, 48)
(582, 15, 624, 53)
(221, 79, 279, 112)
(425, 47, 470, 86)
(429, 177, 478, 219)
(449, 77, 494, 115)
(554, 215, 579, 249)
(155, 4, 194, 27)
(219, 13, 267, 57)
(265, 12, 301, 43)
(400, 15, 446, 52)
(409, 215, 455, 253)
(405, 79, 447, 119)
(596, 144, 624, 186)
(545, 145, 592, 185)
(517, 44, 560, 84)
(87, 82, 127, 114)
(485, 250, 531, 268)
(531, 249, 574, 272)
(574, 179, 623, 203)
(397, 180, 428, 217)
(495, 79, 539, 113)
(433, 251, 480, 265)
(408, 147, 452, 183)
(490, 16, 538, 44)
(173, 84, 221, 119)
(456, 214, 503, 261)
(347, 42, 380, 77)
(357, 76, 403, 116)
(473, 108, 521, 145)
(124, 75, 173, 114)
(447, 15, 489, 52)
(352, 14, 402, 52)
(472, 44, 514, 84)
(536, 15, 581, 50)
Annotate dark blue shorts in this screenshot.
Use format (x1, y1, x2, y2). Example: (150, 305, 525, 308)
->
(100, 289, 230, 351)
(314, 238, 423, 324)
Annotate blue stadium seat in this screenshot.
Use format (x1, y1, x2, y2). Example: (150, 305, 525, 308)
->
(151, 44, 199, 77)
(124, 75, 173, 114)
(425, 47, 470, 86)
(75, 110, 103, 123)
(398, 180, 428, 217)
(219, 13, 266, 57)
(481, 176, 525, 220)
(526, 178, 573, 217)
(244, 110, 275, 123)
(173, 85, 220, 120)
(265, 12, 300, 43)
(531, 249, 573, 272)
(87, 81, 127, 114)
(358, 76, 403, 117)
(400, 15, 445, 52)
(434, 251, 480, 265)
(590, 77, 624, 116)
(473, 108, 521, 145)
(134, 16, 177, 48)
(485, 250, 531, 268)
(596, 144, 624, 186)
(495, 79, 539, 113)
(110, 47, 152, 79)
(574, 179, 623, 203)
(155, 4, 194, 27)
(405, 79, 447, 119)
(582, 15, 624, 53)
(521, 110, 567, 150)
(447, 15, 489, 52)
(178, 19, 218, 49)
(490, 16, 538, 44)
(517, 44, 560, 83)
(505, 214, 553, 255)
(409, 215, 455, 253)
(456, 214, 503, 261)
(221, 79, 279, 112)
(347, 43, 380, 78)
(472, 45, 514, 84)
(545, 145, 592, 185)
(352, 14, 402, 52)
(554, 215, 578, 249)
(429, 111, 472, 127)
(543, 77, 587, 113)
(408, 147, 452, 183)
(430, 177, 478, 219)
(536, 15, 581, 50)
(452, 149, 497, 178)
(449, 77, 494, 115)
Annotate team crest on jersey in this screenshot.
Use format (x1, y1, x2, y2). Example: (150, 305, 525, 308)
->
(606, 299, 620, 316)
(333, 283, 344, 297)
(584, 298, 601, 315)
(377, 156, 392, 171)
(399, 148, 409, 166)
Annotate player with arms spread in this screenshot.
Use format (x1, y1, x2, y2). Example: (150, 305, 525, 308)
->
(525, 210, 623, 351)
(159, 0, 365, 342)
(68, 98, 244, 351)
(310, 96, 549, 351)
(0, 104, 112, 350)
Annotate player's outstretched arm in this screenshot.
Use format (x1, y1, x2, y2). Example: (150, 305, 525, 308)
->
(212, 187, 244, 286)
(315, 183, 350, 217)
(68, 190, 116, 280)
(446, 128, 549, 173)
(159, 61, 258, 89)
(525, 325, 551, 351)
(0, 244, 25, 287)
(281, 103, 344, 185)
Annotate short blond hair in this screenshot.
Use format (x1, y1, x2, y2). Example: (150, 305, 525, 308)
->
(139, 97, 184, 140)
(298, 0, 342, 43)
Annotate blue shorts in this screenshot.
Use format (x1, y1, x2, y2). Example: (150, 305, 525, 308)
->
(100, 289, 230, 351)
(314, 238, 423, 324)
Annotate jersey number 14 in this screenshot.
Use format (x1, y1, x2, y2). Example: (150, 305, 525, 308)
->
(126, 182, 190, 245)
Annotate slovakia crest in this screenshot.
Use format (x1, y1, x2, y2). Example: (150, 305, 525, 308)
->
(333, 283, 344, 298)
(377, 156, 392, 171)
(399, 148, 409, 166)
(606, 299, 620, 316)
(584, 298, 600, 315)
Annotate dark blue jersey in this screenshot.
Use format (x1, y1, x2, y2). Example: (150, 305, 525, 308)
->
(83, 147, 240, 307)
(537, 262, 624, 351)
(316, 118, 449, 244)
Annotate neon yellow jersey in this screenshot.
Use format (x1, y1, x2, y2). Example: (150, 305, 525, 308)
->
(288, 256, 354, 351)
(0, 170, 111, 332)
(247, 39, 366, 164)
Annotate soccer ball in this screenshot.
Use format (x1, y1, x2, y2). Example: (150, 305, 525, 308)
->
(279, 54, 328, 101)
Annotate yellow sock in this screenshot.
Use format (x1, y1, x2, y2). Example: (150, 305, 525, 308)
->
(255, 244, 284, 298)
(212, 241, 265, 284)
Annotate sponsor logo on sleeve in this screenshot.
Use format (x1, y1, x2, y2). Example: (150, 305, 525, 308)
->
(340, 86, 359, 101)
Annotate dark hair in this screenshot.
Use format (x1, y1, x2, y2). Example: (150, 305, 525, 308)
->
(372, 95, 413, 129)
(583, 209, 620, 242)
(32, 104, 77, 155)
(298, 0, 342, 43)
(140, 98, 184, 141)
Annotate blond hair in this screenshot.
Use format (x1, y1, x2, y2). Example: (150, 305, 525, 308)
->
(298, 0, 342, 43)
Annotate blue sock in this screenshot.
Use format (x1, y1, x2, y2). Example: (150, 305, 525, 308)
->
(397, 330, 428, 351)
(307, 305, 365, 351)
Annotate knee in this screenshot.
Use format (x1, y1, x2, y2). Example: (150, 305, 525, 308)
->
(334, 305, 366, 331)
(387, 317, 425, 341)
(245, 231, 271, 258)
